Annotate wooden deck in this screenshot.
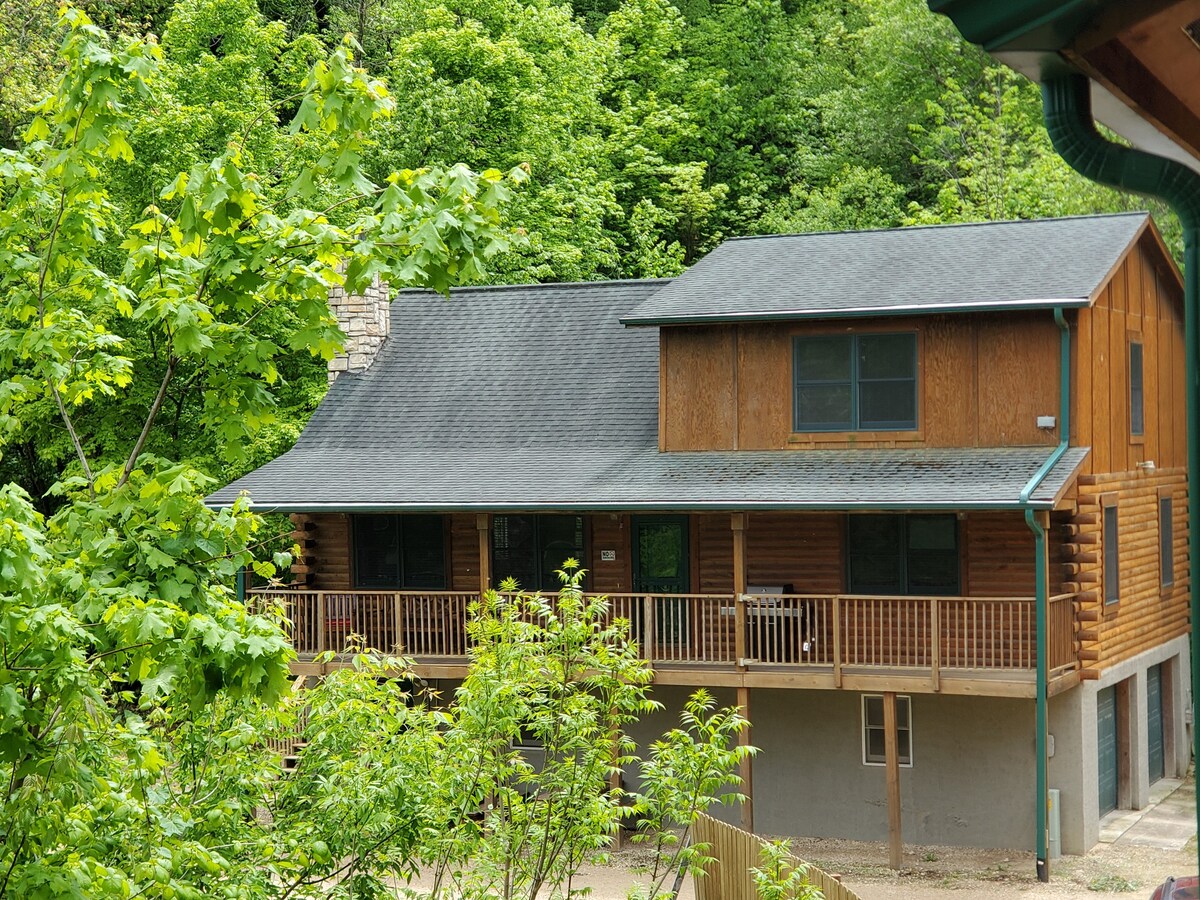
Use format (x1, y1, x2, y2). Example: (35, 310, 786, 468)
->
(250, 588, 1079, 697)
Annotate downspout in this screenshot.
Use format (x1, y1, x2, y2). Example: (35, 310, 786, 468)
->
(1041, 74, 1200, 874)
(1019, 306, 1070, 883)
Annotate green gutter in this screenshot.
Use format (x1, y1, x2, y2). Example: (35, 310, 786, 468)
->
(1041, 73, 1200, 875)
(1019, 307, 1070, 883)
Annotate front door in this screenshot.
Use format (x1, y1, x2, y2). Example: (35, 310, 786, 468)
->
(632, 516, 690, 648)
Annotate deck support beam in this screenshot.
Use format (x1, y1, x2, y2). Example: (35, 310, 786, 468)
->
(884, 690, 903, 869)
(732, 513, 753, 832)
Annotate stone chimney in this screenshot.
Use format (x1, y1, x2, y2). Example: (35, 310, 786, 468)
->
(327, 277, 390, 385)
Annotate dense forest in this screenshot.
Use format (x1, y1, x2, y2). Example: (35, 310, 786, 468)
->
(0, 0, 1160, 500)
(0, 1, 1176, 895)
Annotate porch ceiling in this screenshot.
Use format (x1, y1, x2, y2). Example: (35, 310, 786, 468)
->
(205, 444, 1089, 513)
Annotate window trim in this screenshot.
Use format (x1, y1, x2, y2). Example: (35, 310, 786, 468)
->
(792, 331, 920, 435)
(1129, 336, 1145, 441)
(862, 694, 913, 768)
(1102, 494, 1120, 606)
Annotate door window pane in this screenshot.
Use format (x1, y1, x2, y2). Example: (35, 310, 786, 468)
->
(493, 514, 585, 591)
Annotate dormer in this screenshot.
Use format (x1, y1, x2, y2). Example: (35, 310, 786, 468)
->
(621, 212, 1179, 453)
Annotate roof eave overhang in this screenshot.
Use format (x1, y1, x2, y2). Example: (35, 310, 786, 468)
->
(620, 297, 1091, 327)
(205, 498, 1060, 514)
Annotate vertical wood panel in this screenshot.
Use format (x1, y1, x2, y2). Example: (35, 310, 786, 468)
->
(661, 327, 736, 450)
(1109, 305, 1128, 471)
(975, 315, 1060, 446)
(922, 317, 976, 446)
(1073, 307, 1093, 449)
(737, 325, 789, 449)
(1091, 287, 1112, 473)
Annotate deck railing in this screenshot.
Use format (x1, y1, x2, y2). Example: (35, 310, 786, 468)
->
(249, 588, 1078, 677)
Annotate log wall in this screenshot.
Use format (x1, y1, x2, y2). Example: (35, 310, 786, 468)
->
(290, 512, 352, 590)
(449, 514, 481, 591)
(1067, 468, 1189, 674)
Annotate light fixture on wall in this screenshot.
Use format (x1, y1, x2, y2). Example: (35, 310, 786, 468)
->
(1137, 460, 1157, 473)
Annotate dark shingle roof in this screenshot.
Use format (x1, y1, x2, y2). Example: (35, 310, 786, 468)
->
(621, 212, 1148, 325)
(208, 445, 1087, 511)
(206, 278, 1087, 512)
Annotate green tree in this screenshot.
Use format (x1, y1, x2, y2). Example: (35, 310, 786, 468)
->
(0, 8, 522, 895)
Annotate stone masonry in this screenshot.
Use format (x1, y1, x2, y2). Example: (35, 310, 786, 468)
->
(327, 277, 390, 384)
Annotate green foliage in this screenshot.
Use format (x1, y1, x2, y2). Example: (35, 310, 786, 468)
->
(421, 565, 659, 899)
(625, 690, 755, 900)
(751, 840, 824, 900)
(0, 6, 522, 895)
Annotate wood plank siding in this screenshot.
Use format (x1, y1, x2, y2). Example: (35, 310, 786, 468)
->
(1068, 233, 1189, 675)
(660, 314, 1063, 451)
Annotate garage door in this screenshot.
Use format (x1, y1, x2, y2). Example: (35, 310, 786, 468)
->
(1097, 686, 1118, 815)
(1148, 664, 1165, 784)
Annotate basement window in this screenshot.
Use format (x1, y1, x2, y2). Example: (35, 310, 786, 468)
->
(862, 694, 912, 767)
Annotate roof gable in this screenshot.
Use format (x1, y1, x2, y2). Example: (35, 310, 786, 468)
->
(621, 212, 1151, 325)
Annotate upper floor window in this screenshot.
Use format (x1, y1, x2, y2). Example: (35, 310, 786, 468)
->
(493, 514, 585, 592)
(793, 333, 917, 432)
(353, 515, 446, 589)
(1129, 340, 1144, 437)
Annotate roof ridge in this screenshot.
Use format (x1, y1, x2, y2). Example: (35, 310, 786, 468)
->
(720, 211, 1150, 243)
(390, 277, 673, 297)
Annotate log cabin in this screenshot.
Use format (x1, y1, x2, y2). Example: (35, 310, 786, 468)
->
(208, 211, 1188, 859)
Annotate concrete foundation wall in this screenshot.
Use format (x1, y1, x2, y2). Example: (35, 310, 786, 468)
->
(625, 685, 1036, 848)
(1049, 635, 1191, 854)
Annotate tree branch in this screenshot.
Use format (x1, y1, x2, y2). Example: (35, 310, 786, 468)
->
(116, 353, 178, 489)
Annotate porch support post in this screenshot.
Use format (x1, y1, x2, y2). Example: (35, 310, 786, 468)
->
(884, 690, 903, 869)
(476, 513, 491, 594)
(732, 513, 753, 832)
(737, 685, 754, 833)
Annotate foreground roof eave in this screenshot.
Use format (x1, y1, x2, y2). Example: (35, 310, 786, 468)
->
(619, 296, 1093, 326)
(206, 497, 1064, 514)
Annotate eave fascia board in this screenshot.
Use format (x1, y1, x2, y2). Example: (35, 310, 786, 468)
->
(620, 297, 1092, 327)
(204, 498, 1059, 514)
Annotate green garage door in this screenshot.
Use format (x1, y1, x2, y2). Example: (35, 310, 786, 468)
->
(1147, 665, 1165, 784)
(1097, 686, 1118, 815)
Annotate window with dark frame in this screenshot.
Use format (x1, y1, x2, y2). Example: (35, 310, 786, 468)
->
(1130, 340, 1144, 436)
(862, 694, 912, 766)
(847, 514, 959, 596)
(352, 515, 446, 589)
(1161, 496, 1174, 588)
(1103, 503, 1120, 605)
(492, 514, 586, 592)
(793, 333, 917, 432)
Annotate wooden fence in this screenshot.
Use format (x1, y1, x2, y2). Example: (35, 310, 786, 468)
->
(692, 813, 862, 900)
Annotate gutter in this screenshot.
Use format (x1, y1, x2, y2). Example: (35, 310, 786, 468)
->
(1040, 73, 1200, 875)
(1018, 306, 1070, 882)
